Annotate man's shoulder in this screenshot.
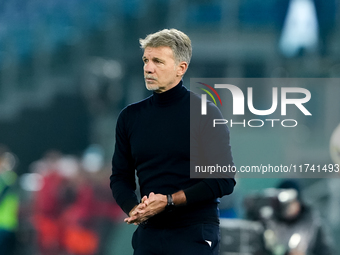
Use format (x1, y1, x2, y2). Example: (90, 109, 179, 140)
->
(189, 91, 201, 103)
(120, 95, 153, 115)
(189, 91, 223, 116)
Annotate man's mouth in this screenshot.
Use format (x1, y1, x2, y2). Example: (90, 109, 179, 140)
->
(145, 75, 157, 82)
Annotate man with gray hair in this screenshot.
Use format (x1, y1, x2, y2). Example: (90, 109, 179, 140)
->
(110, 28, 235, 254)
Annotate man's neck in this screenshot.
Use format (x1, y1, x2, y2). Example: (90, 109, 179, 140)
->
(154, 78, 182, 93)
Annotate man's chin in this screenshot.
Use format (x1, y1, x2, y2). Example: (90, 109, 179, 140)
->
(146, 84, 160, 91)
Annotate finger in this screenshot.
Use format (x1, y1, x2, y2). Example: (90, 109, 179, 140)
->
(124, 217, 133, 224)
(134, 206, 147, 215)
(139, 203, 147, 209)
(124, 216, 135, 222)
(144, 199, 150, 206)
(132, 217, 147, 225)
(125, 218, 137, 224)
(125, 214, 139, 222)
(141, 195, 148, 203)
(131, 204, 145, 215)
(131, 210, 139, 216)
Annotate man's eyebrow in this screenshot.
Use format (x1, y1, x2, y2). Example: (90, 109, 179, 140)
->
(142, 56, 164, 62)
(152, 57, 164, 62)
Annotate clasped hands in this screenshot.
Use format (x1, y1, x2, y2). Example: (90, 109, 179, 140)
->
(124, 192, 167, 225)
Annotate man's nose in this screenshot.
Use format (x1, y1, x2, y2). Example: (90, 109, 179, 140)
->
(144, 62, 154, 73)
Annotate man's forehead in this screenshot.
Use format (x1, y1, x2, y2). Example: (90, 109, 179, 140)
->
(143, 46, 174, 58)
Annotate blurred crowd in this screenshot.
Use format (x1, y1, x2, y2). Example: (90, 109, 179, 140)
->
(0, 144, 124, 255)
(1, 128, 339, 255)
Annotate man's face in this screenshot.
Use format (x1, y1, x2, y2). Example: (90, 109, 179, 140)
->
(142, 46, 181, 93)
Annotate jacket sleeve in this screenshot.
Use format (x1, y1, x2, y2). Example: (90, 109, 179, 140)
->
(184, 99, 236, 205)
(110, 108, 139, 215)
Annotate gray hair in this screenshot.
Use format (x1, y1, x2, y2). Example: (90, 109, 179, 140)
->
(139, 29, 192, 65)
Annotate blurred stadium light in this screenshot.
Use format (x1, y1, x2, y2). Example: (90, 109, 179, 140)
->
(279, 0, 319, 57)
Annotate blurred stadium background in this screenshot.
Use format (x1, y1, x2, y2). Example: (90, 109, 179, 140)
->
(0, 0, 340, 254)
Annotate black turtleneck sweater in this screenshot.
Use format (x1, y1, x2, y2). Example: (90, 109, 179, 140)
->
(110, 81, 235, 228)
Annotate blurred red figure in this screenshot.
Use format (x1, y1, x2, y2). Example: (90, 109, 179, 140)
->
(61, 165, 123, 255)
(31, 151, 77, 255)
(31, 149, 123, 255)
(61, 183, 99, 255)
(32, 152, 69, 255)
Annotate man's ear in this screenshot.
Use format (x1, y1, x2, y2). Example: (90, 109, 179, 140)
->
(176, 61, 188, 77)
